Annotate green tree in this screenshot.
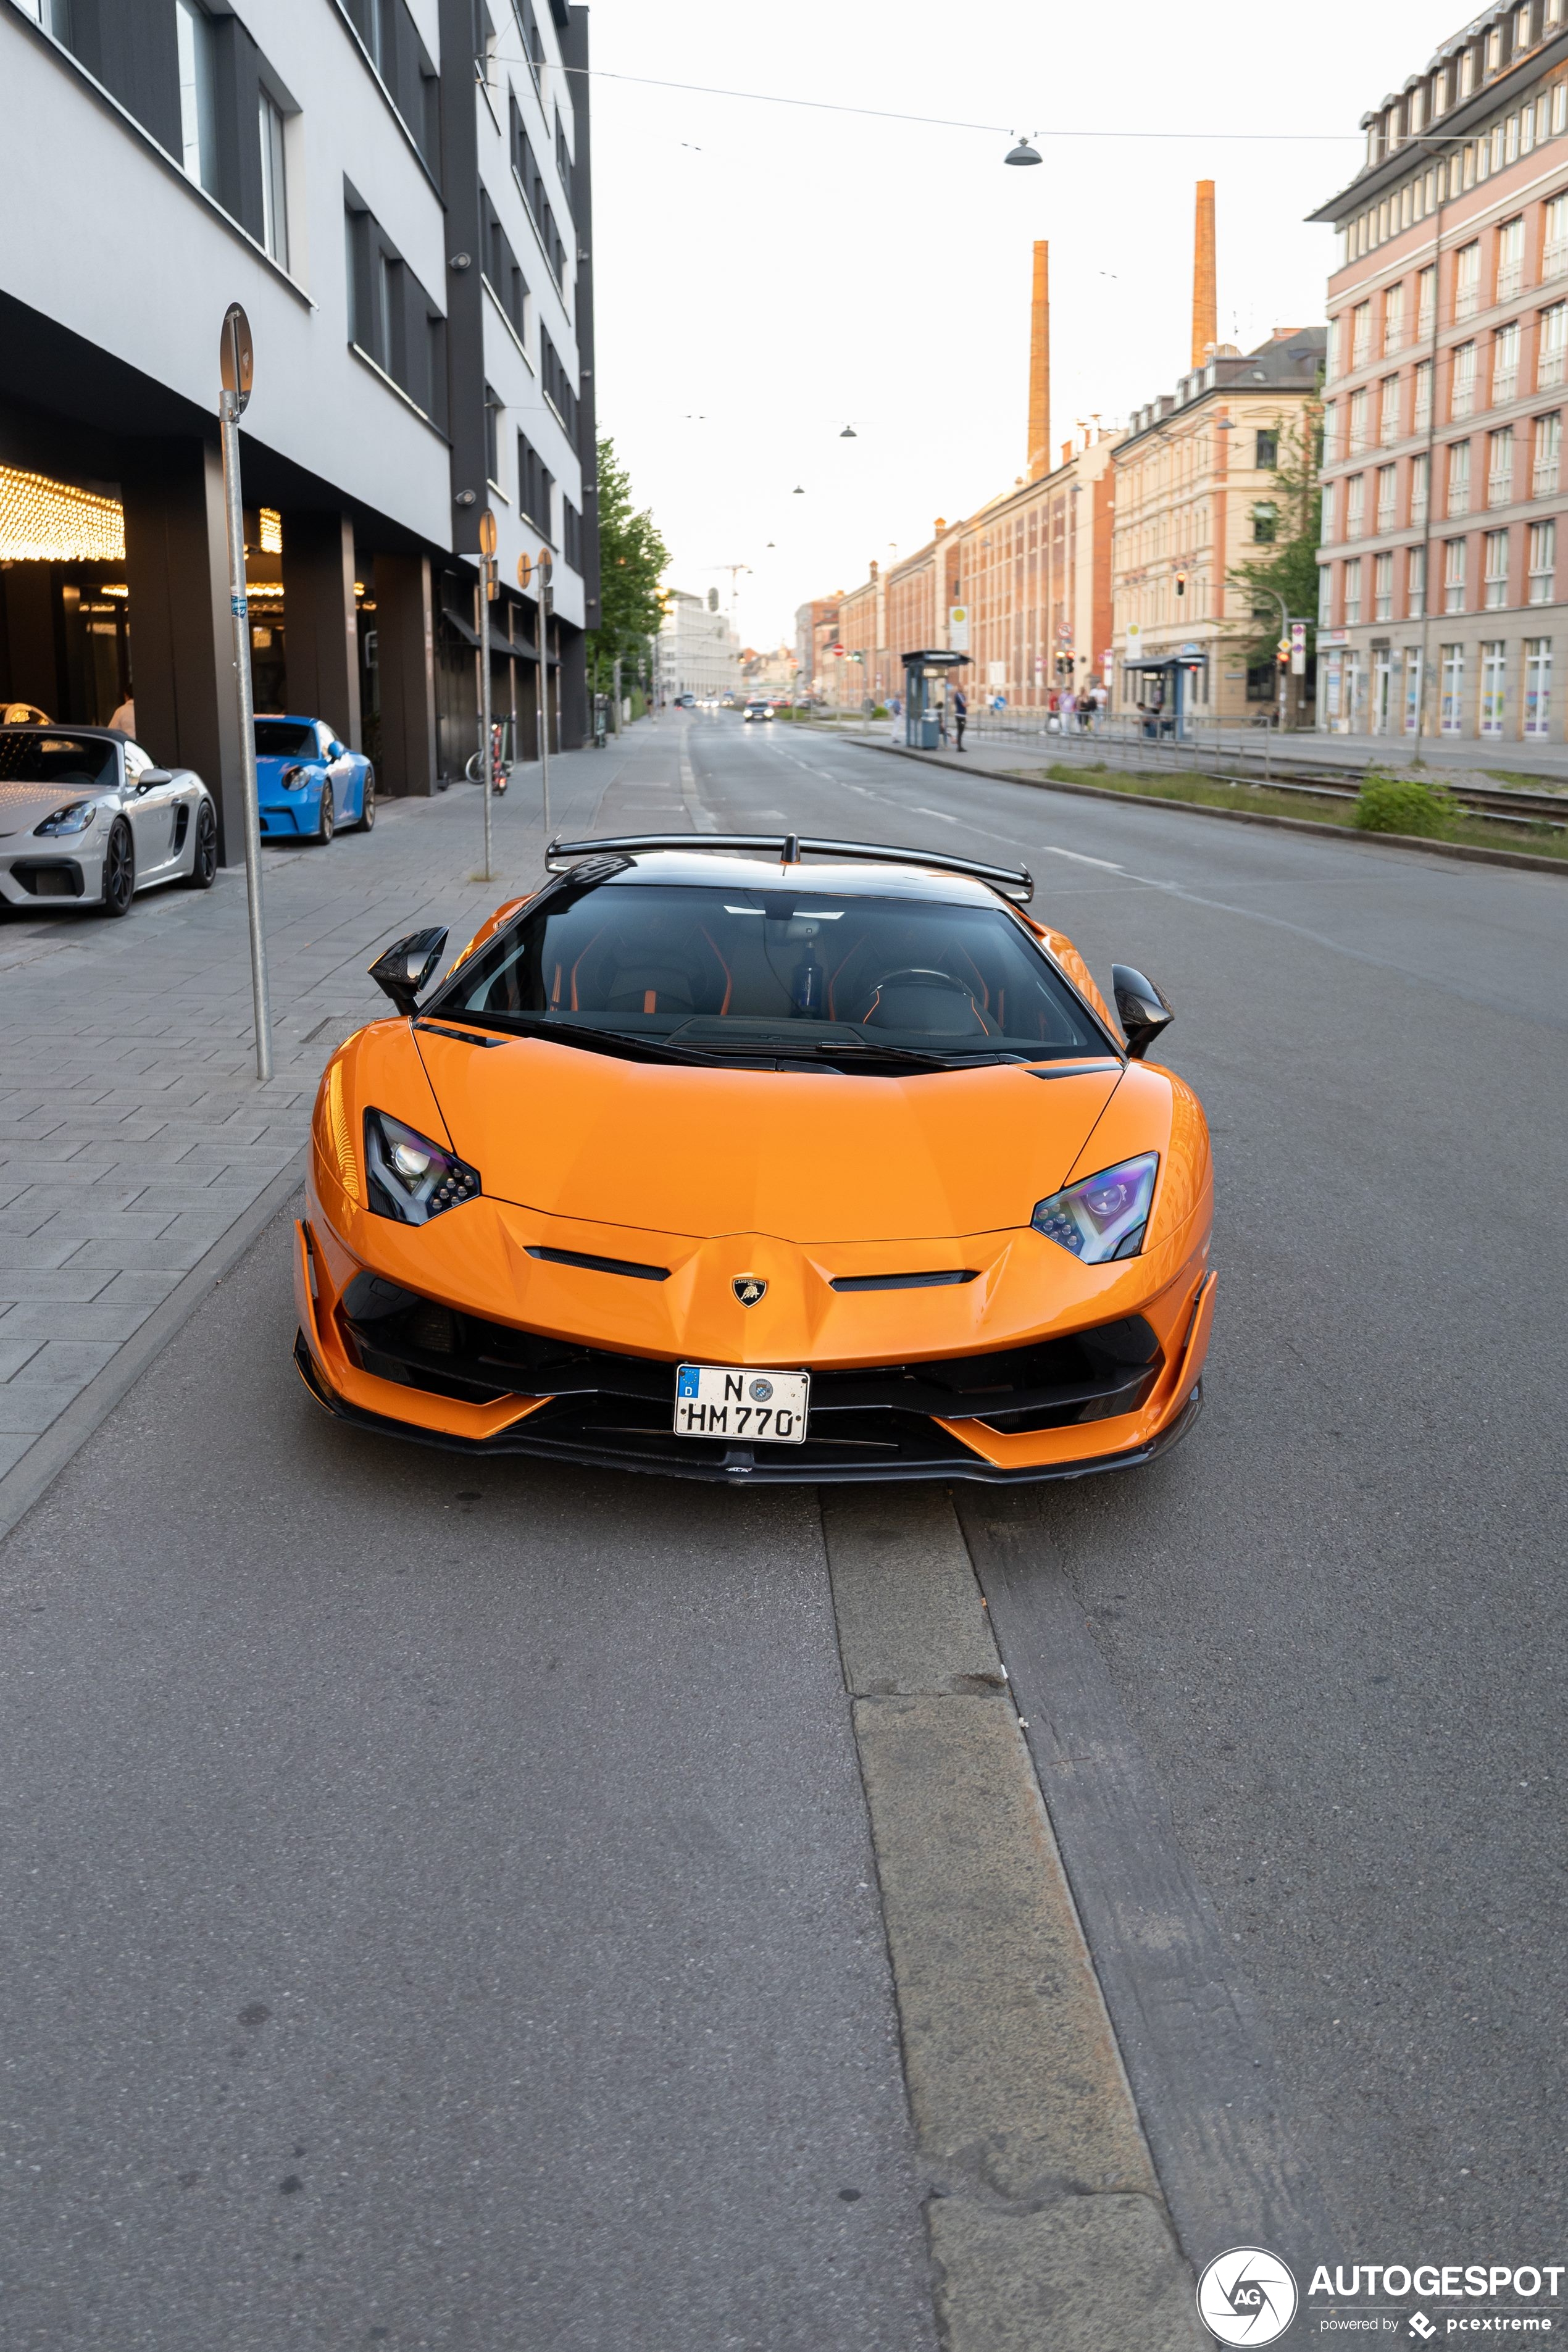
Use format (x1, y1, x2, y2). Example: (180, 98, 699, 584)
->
(588, 436, 669, 691)
(1224, 396, 1324, 668)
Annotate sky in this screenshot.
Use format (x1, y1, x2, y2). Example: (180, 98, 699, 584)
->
(582, 0, 1453, 651)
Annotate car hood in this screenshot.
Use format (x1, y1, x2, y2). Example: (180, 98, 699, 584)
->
(412, 1027, 1128, 1243)
(0, 780, 113, 838)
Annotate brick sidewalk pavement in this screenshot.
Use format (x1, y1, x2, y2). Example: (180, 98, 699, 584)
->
(0, 728, 682, 1516)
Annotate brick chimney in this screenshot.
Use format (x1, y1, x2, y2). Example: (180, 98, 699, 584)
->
(1027, 240, 1050, 482)
(1191, 181, 1217, 370)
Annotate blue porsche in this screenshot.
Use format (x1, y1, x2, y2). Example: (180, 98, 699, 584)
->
(254, 715, 375, 844)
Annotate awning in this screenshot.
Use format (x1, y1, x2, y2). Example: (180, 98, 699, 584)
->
(1123, 651, 1207, 671)
(438, 603, 553, 662)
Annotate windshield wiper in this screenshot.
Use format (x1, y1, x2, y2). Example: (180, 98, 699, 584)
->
(417, 1011, 723, 1066)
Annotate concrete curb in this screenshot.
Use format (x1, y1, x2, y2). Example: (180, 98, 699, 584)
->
(829, 730, 1568, 878)
(0, 1152, 306, 1549)
(821, 1488, 1206, 2352)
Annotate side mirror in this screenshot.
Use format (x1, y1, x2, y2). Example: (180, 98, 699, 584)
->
(328, 741, 346, 759)
(369, 927, 449, 1017)
(1111, 964, 1174, 1061)
(135, 769, 174, 788)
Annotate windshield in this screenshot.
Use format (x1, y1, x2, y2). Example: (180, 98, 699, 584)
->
(254, 721, 319, 757)
(432, 882, 1111, 1067)
(0, 732, 118, 789)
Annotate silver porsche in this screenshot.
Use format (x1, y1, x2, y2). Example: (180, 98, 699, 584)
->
(0, 725, 218, 916)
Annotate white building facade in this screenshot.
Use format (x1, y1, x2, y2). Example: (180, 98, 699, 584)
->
(0, 0, 599, 850)
(656, 591, 741, 700)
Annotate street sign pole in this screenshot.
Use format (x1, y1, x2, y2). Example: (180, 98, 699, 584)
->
(477, 508, 496, 883)
(217, 304, 272, 1083)
(537, 547, 553, 836)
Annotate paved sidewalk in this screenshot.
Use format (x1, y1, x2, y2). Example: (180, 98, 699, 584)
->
(0, 731, 673, 1514)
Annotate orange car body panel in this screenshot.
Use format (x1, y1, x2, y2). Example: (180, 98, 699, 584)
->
(295, 901, 1216, 1477)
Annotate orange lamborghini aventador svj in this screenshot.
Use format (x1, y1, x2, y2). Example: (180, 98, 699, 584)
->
(293, 834, 1215, 1483)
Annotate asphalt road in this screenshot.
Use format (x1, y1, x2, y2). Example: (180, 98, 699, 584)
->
(2, 712, 1564, 2344)
(685, 715, 1568, 2271)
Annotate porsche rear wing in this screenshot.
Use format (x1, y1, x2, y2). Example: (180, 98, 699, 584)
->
(544, 831, 1035, 904)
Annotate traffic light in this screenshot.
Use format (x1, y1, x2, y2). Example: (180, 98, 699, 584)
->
(1275, 636, 1290, 669)
(1175, 566, 1188, 598)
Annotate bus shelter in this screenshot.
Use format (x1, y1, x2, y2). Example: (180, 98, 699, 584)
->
(1124, 651, 1206, 741)
(901, 649, 969, 748)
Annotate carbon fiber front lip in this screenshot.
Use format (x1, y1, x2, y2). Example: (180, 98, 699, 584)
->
(292, 1331, 1203, 1486)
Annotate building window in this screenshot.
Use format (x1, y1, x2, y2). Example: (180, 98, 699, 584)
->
(1345, 475, 1366, 538)
(1480, 639, 1507, 735)
(1545, 193, 1568, 281)
(1448, 440, 1471, 516)
(1454, 241, 1481, 321)
(1383, 283, 1406, 356)
(1493, 321, 1520, 404)
(1445, 537, 1467, 612)
(1417, 265, 1437, 342)
(1496, 217, 1525, 301)
(16, 0, 72, 32)
(541, 332, 578, 441)
(1411, 451, 1430, 522)
(1483, 527, 1510, 607)
(1408, 544, 1427, 619)
(1351, 302, 1372, 367)
(1529, 516, 1557, 599)
(562, 496, 582, 572)
(1251, 501, 1278, 544)
(1441, 641, 1465, 732)
(1319, 564, 1333, 625)
(1488, 425, 1514, 505)
(344, 196, 446, 425)
(1255, 428, 1278, 468)
(1524, 636, 1552, 735)
(1414, 359, 1433, 430)
(175, 0, 218, 193)
(1378, 376, 1399, 446)
(480, 193, 528, 342)
(1349, 388, 1369, 451)
(1404, 646, 1424, 733)
(517, 431, 554, 540)
(1539, 302, 1568, 388)
(1374, 551, 1394, 622)
(484, 384, 501, 488)
(1533, 412, 1561, 496)
(1451, 341, 1477, 419)
(1377, 464, 1398, 532)
(1343, 557, 1362, 623)
(1327, 317, 1343, 381)
(259, 92, 288, 269)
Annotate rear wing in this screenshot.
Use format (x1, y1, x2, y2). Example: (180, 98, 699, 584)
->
(544, 831, 1034, 904)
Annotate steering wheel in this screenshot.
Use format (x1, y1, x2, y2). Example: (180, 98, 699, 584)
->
(865, 966, 971, 997)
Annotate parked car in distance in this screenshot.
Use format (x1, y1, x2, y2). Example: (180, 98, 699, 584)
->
(0, 724, 217, 915)
(672, 693, 697, 709)
(743, 699, 774, 724)
(254, 715, 374, 844)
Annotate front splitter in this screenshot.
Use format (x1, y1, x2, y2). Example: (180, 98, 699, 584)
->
(293, 1333, 1204, 1487)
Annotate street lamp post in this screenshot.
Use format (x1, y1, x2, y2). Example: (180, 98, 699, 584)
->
(217, 303, 272, 1084)
(536, 547, 553, 834)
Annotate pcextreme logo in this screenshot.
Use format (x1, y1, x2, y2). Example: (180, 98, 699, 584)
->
(1198, 2248, 1299, 2345)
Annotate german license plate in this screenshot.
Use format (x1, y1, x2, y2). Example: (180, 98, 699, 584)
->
(674, 1364, 809, 1443)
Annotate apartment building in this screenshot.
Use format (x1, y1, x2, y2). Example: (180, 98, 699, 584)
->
(955, 433, 1117, 708)
(792, 595, 840, 698)
(0, 0, 598, 854)
(654, 590, 740, 701)
(1312, 1, 1568, 742)
(1110, 330, 1326, 725)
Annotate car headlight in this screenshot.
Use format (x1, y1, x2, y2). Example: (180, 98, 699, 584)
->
(280, 764, 311, 789)
(363, 1109, 481, 1224)
(1032, 1153, 1159, 1263)
(34, 799, 97, 836)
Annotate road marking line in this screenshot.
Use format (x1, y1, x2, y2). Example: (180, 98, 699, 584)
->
(822, 1487, 1203, 2350)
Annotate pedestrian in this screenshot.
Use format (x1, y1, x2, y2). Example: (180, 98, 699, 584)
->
(935, 683, 948, 744)
(1077, 685, 1093, 732)
(953, 685, 967, 751)
(108, 692, 136, 736)
(1061, 687, 1077, 730)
